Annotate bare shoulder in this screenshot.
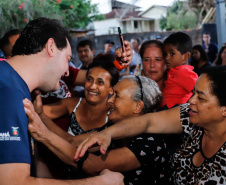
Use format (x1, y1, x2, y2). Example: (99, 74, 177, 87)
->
(61, 97, 81, 112)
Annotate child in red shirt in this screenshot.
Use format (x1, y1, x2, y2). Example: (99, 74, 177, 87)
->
(161, 32, 198, 109)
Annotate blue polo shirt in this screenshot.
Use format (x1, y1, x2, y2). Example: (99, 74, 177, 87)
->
(0, 60, 34, 174)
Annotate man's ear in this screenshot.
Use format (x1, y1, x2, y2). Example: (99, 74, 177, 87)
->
(133, 100, 144, 114)
(46, 38, 55, 57)
(92, 49, 95, 55)
(183, 51, 191, 62)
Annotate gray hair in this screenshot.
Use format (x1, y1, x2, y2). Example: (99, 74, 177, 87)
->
(122, 75, 162, 114)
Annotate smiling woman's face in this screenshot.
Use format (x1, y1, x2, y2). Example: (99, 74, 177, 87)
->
(107, 78, 138, 123)
(85, 67, 113, 104)
(188, 74, 224, 128)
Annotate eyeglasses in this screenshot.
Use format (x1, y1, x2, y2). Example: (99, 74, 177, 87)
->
(135, 76, 143, 101)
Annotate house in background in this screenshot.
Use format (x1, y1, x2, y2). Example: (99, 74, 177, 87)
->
(93, 0, 141, 35)
(138, 5, 168, 32)
(93, 0, 169, 36)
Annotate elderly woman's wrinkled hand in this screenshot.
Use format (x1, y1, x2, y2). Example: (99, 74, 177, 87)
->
(115, 40, 133, 67)
(74, 131, 111, 162)
(23, 98, 48, 142)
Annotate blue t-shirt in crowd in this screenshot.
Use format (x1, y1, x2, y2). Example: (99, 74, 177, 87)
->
(202, 42, 218, 63)
(0, 60, 35, 175)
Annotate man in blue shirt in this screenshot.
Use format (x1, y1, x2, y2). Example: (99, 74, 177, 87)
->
(202, 32, 218, 63)
(0, 17, 127, 185)
(104, 39, 115, 55)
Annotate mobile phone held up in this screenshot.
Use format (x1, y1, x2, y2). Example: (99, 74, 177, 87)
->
(113, 27, 127, 70)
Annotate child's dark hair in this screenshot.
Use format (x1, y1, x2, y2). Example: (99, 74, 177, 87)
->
(164, 32, 192, 54)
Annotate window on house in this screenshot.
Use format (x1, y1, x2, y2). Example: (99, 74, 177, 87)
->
(134, 21, 138, 29)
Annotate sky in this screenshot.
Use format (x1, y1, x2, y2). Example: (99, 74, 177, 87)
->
(91, 0, 176, 14)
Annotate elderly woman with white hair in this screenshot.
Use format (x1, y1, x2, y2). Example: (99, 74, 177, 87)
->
(23, 75, 171, 184)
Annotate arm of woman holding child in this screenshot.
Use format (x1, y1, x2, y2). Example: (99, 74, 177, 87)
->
(74, 106, 183, 160)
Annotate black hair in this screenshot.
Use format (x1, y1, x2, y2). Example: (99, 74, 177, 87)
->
(12, 17, 71, 56)
(94, 53, 116, 63)
(0, 29, 21, 47)
(215, 46, 226, 65)
(192, 45, 209, 62)
(139, 40, 165, 60)
(164, 32, 192, 54)
(0, 29, 21, 57)
(202, 65, 226, 106)
(203, 32, 210, 36)
(76, 39, 94, 51)
(87, 59, 119, 87)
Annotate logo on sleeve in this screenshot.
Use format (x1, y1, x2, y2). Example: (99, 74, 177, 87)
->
(0, 127, 21, 141)
(12, 127, 19, 136)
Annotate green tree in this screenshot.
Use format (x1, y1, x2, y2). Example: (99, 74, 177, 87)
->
(188, 0, 215, 25)
(0, 0, 104, 36)
(160, 0, 198, 30)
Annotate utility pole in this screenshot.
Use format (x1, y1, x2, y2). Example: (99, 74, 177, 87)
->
(215, 0, 226, 48)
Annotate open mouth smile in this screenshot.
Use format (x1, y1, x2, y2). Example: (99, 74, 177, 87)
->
(88, 91, 99, 96)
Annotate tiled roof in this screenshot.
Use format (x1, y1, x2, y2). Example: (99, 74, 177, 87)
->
(105, 9, 141, 19)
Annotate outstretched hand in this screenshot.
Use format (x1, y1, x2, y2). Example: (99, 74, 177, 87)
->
(74, 131, 112, 162)
(115, 40, 133, 67)
(23, 98, 49, 143)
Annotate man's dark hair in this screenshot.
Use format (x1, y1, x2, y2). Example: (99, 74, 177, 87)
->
(203, 32, 211, 36)
(76, 39, 94, 51)
(164, 32, 192, 54)
(12, 17, 71, 56)
(0, 29, 21, 57)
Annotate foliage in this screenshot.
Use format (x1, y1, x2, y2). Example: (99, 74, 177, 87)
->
(0, 0, 104, 37)
(187, 0, 215, 25)
(159, 0, 198, 31)
(188, 0, 215, 9)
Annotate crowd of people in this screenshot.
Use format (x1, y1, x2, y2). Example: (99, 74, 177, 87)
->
(0, 17, 225, 185)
